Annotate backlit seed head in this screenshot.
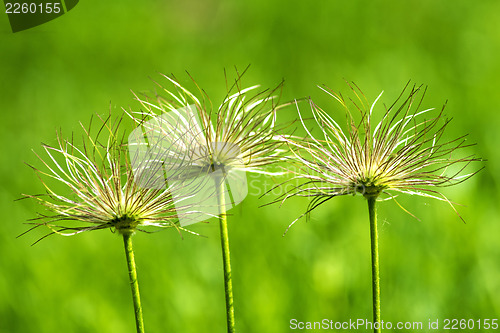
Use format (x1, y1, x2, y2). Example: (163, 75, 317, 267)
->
(276, 82, 481, 230)
(21, 113, 199, 244)
(126, 70, 292, 226)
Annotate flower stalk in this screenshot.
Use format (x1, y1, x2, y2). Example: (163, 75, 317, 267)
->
(215, 174, 236, 333)
(367, 195, 380, 332)
(123, 232, 145, 333)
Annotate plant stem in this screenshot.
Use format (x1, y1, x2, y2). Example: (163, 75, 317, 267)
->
(215, 176, 236, 333)
(123, 232, 145, 333)
(367, 196, 381, 333)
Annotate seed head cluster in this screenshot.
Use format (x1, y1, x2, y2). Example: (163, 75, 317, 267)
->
(130, 72, 289, 181)
(278, 83, 479, 224)
(22, 115, 197, 243)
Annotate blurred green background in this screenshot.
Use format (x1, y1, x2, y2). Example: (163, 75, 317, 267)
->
(1, 1, 499, 332)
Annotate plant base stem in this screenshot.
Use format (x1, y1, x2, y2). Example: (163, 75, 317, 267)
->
(367, 196, 381, 333)
(123, 232, 145, 333)
(215, 177, 236, 333)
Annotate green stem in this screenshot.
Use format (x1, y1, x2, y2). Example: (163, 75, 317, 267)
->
(215, 176, 236, 333)
(123, 232, 145, 333)
(367, 196, 381, 333)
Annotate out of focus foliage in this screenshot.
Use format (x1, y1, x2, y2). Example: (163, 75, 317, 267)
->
(1, 1, 498, 332)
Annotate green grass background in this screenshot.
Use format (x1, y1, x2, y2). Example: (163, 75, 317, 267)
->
(1, 1, 499, 332)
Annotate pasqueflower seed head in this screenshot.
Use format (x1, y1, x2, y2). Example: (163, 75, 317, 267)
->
(127, 71, 291, 225)
(22, 113, 198, 243)
(278, 82, 480, 227)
